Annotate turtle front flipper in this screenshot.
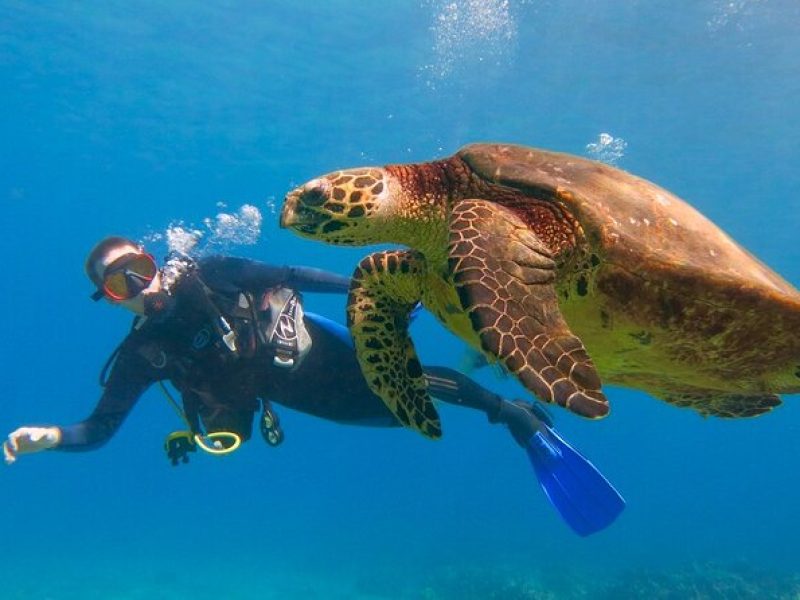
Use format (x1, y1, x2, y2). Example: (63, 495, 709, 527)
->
(449, 199, 609, 418)
(347, 250, 442, 439)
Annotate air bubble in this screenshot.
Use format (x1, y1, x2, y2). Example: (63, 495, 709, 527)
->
(585, 133, 627, 165)
(144, 203, 264, 289)
(420, 0, 518, 86)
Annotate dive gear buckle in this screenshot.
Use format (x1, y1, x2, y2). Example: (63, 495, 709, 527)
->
(218, 315, 238, 353)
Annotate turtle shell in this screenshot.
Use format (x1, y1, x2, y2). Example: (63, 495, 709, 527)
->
(458, 143, 796, 299)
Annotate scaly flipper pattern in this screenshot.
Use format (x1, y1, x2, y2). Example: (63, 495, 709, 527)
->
(448, 199, 609, 418)
(347, 249, 442, 438)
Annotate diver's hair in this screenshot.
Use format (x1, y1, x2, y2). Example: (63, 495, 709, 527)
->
(85, 235, 140, 287)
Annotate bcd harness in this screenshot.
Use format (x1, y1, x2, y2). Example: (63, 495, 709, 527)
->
(190, 272, 312, 369)
(100, 269, 313, 463)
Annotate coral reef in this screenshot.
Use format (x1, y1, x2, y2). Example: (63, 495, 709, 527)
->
(414, 562, 800, 600)
(598, 563, 800, 600)
(417, 564, 558, 600)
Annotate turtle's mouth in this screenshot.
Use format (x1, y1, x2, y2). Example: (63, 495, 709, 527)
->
(280, 205, 326, 234)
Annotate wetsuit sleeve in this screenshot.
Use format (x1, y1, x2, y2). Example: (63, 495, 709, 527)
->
(200, 256, 350, 294)
(281, 266, 351, 293)
(56, 345, 156, 451)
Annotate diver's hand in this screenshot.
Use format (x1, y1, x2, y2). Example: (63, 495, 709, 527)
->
(3, 426, 62, 465)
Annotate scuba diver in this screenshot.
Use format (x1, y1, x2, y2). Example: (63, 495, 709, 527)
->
(2, 236, 624, 536)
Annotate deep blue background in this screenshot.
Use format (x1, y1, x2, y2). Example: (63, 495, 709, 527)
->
(1, 1, 799, 597)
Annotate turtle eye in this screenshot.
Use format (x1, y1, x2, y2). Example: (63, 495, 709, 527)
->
(300, 180, 331, 207)
(302, 188, 327, 207)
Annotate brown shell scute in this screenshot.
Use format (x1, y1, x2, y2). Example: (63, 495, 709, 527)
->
(459, 143, 584, 198)
(447, 143, 800, 417)
(458, 143, 797, 299)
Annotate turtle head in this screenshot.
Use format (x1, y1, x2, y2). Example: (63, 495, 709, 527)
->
(281, 167, 398, 245)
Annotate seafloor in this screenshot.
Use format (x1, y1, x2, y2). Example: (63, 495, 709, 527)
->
(6, 562, 800, 599)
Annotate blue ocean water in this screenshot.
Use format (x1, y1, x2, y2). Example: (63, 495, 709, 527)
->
(1, 1, 799, 597)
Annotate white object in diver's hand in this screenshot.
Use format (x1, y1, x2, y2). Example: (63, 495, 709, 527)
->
(3, 426, 62, 465)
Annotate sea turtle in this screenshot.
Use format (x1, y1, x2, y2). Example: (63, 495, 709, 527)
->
(280, 143, 800, 439)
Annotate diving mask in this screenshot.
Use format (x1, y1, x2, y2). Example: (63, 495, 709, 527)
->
(92, 252, 158, 301)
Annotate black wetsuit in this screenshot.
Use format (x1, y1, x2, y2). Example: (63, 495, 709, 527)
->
(58, 257, 506, 450)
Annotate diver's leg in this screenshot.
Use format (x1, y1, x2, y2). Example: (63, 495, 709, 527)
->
(423, 366, 550, 445)
(423, 365, 625, 536)
(423, 366, 503, 414)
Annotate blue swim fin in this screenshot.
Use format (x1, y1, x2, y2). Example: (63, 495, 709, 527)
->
(526, 426, 625, 536)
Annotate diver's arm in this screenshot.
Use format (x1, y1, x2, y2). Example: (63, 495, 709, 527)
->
(280, 265, 350, 293)
(56, 348, 154, 451)
(55, 407, 135, 451)
(200, 256, 350, 294)
(3, 353, 152, 463)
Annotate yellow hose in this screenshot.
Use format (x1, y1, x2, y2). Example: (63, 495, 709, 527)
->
(193, 431, 242, 455)
(159, 382, 242, 456)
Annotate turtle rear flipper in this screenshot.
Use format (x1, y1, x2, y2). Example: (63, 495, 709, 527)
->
(449, 199, 609, 418)
(348, 250, 442, 439)
(660, 391, 782, 418)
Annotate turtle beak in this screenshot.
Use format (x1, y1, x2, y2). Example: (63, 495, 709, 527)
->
(279, 193, 297, 229)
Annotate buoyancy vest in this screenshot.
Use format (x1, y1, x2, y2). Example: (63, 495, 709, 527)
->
(100, 269, 312, 437)
(189, 275, 312, 369)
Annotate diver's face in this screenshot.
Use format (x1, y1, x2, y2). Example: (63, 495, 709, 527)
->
(117, 271, 162, 315)
(94, 244, 161, 314)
